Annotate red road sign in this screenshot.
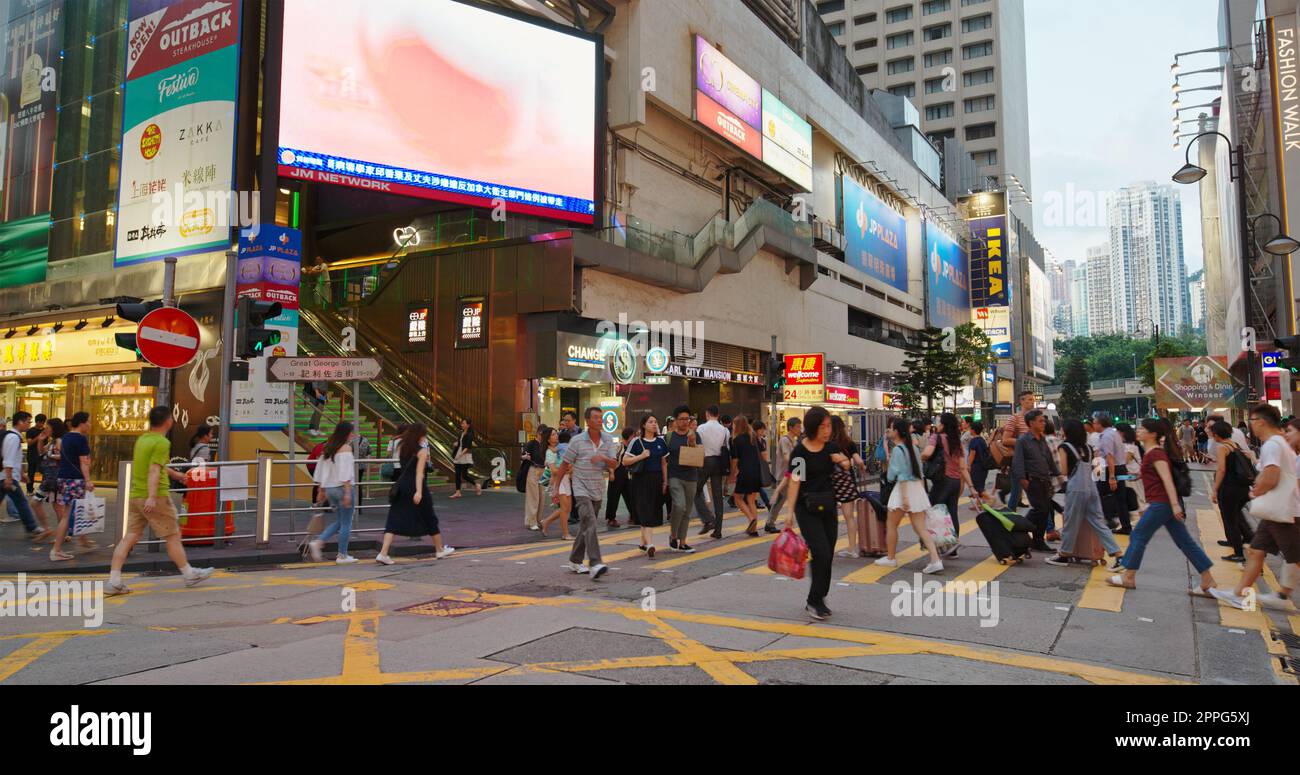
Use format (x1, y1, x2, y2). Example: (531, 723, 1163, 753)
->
(137, 307, 200, 369)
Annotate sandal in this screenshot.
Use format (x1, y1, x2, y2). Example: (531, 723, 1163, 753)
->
(1106, 575, 1136, 590)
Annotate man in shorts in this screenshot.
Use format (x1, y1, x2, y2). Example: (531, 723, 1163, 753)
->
(106, 406, 213, 595)
(1212, 405, 1300, 611)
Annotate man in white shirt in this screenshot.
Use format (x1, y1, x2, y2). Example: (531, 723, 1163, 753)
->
(693, 405, 731, 539)
(1213, 404, 1300, 610)
(2, 412, 43, 536)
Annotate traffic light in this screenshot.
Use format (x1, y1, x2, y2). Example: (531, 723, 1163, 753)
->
(234, 297, 283, 359)
(765, 354, 786, 399)
(1275, 337, 1300, 376)
(113, 299, 165, 358)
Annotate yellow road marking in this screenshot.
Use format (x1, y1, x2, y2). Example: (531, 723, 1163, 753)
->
(649, 534, 776, 569)
(1078, 533, 1129, 612)
(746, 537, 848, 575)
(841, 516, 976, 585)
(0, 630, 109, 682)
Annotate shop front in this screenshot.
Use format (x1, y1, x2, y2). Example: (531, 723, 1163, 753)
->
(621, 356, 765, 426)
(537, 331, 621, 431)
(0, 321, 152, 483)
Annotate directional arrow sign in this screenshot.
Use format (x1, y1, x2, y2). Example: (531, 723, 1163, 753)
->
(266, 357, 383, 383)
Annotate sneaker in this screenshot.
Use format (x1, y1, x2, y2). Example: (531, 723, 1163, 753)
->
(836, 550, 857, 558)
(183, 567, 214, 587)
(105, 582, 131, 597)
(1209, 588, 1250, 610)
(805, 604, 826, 621)
(1217, 540, 1233, 548)
(590, 564, 608, 580)
(1221, 554, 1246, 563)
(435, 546, 456, 559)
(942, 546, 960, 559)
(1108, 558, 1126, 572)
(335, 555, 358, 565)
(646, 546, 656, 559)
(0, 514, 18, 524)
(678, 543, 695, 554)
(668, 538, 680, 552)
(873, 557, 898, 567)
(764, 524, 780, 534)
(819, 604, 833, 618)
(307, 539, 324, 562)
(922, 561, 944, 575)
(698, 523, 714, 536)
(1045, 554, 1073, 567)
(1256, 592, 1295, 611)
(565, 563, 590, 574)
(528, 525, 540, 531)
(375, 554, 395, 566)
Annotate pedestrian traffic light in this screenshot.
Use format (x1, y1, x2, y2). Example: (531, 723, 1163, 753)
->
(765, 354, 785, 398)
(1279, 358, 1300, 376)
(1275, 337, 1300, 375)
(113, 299, 165, 358)
(234, 297, 283, 359)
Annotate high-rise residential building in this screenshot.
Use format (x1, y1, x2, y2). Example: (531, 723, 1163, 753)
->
(1188, 268, 1206, 333)
(1068, 261, 1089, 337)
(1086, 242, 1113, 336)
(1106, 183, 1191, 337)
(1049, 258, 1072, 338)
(816, 0, 1032, 217)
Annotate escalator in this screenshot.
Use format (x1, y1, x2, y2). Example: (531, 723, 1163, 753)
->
(296, 299, 510, 485)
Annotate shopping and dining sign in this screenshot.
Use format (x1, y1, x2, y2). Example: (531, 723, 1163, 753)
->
(1153, 356, 1244, 413)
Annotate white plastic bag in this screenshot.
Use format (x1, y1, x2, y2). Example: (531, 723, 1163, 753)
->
(71, 494, 106, 536)
(925, 504, 957, 551)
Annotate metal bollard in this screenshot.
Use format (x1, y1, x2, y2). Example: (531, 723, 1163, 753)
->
(114, 460, 132, 544)
(257, 457, 273, 548)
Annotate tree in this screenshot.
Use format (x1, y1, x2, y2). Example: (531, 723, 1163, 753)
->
(1054, 332, 1207, 384)
(898, 327, 959, 414)
(949, 323, 995, 395)
(1140, 338, 1197, 388)
(1058, 352, 1092, 420)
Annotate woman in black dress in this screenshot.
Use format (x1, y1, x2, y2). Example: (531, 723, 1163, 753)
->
(730, 416, 763, 537)
(376, 423, 455, 565)
(622, 414, 669, 558)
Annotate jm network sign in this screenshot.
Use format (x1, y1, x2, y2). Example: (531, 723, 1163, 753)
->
(842, 176, 908, 293)
(925, 222, 969, 330)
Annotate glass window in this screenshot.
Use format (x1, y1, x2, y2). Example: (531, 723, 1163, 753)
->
(887, 57, 915, 75)
(817, 0, 846, 12)
(889, 83, 916, 98)
(965, 122, 997, 140)
(923, 0, 952, 14)
(963, 41, 993, 60)
(886, 5, 914, 23)
(963, 67, 995, 86)
(962, 13, 993, 33)
(854, 12, 878, 25)
(887, 31, 914, 49)
(926, 102, 954, 120)
(855, 37, 879, 50)
(827, 20, 846, 35)
(924, 49, 953, 67)
(923, 23, 952, 41)
(964, 95, 995, 113)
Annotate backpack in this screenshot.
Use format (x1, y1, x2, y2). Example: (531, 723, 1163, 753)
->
(306, 441, 325, 475)
(973, 436, 996, 470)
(989, 424, 1012, 468)
(1224, 445, 1256, 488)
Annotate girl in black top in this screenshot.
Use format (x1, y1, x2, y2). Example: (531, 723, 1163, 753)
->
(781, 407, 849, 621)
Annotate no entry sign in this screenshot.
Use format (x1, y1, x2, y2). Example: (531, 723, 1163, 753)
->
(137, 307, 200, 369)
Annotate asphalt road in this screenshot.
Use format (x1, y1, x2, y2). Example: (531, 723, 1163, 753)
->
(2, 470, 1297, 685)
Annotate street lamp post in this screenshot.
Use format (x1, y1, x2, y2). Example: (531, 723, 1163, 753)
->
(1170, 133, 1300, 410)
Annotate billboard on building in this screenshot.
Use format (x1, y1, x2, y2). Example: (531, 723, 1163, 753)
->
(1154, 356, 1244, 413)
(925, 221, 969, 330)
(278, 0, 600, 225)
(841, 176, 908, 293)
(231, 226, 301, 431)
(1028, 261, 1055, 380)
(972, 306, 1011, 358)
(114, 0, 243, 267)
(0, 0, 63, 288)
(693, 36, 812, 191)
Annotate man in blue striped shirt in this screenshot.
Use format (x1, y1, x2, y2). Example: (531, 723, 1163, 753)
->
(556, 407, 619, 580)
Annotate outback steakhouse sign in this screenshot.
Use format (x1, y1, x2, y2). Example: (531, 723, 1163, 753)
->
(127, 0, 240, 80)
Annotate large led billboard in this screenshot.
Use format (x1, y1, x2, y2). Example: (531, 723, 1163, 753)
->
(277, 0, 600, 224)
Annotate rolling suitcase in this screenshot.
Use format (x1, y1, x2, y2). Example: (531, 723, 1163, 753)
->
(1068, 519, 1106, 565)
(976, 505, 1033, 565)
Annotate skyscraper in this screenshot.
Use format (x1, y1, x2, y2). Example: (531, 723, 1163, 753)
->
(1068, 261, 1089, 337)
(1106, 183, 1191, 337)
(1049, 258, 1072, 338)
(1086, 242, 1113, 335)
(1188, 268, 1206, 333)
(816, 0, 1032, 216)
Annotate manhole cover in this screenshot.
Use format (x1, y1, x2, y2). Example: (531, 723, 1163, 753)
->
(397, 596, 500, 618)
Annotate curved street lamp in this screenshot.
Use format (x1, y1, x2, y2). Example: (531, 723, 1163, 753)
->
(1251, 213, 1300, 257)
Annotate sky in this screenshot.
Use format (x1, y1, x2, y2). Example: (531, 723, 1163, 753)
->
(1025, 0, 1223, 273)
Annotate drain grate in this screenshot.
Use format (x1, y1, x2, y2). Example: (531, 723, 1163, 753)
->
(1272, 631, 1300, 650)
(397, 596, 500, 618)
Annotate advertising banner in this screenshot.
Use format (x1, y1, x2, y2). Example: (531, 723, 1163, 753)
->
(761, 88, 812, 191)
(115, 0, 242, 266)
(278, 0, 599, 224)
(925, 222, 969, 330)
(783, 353, 825, 404)
(1029, 261, 1054, 380)
(455, 296, 487, 349)
(972, 306, 1011, 358)
(969, 215, 1008, 307)
(231, 226, 301, 431)
(0, 0, 63, 288)
(1154, 356, 1245, 413)
(0, 323, 139, 379)
(825, 385, 860, 407)
(842, 176, 908, 293)
(695, 35, 761, 130)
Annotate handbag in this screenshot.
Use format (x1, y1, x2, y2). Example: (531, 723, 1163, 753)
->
(925, 504, 957, 551)
(677, 444, 705, 468)
(832, 464, 858, 503)
(626, 438, 647, 476)
(1247, 469, 1297, 523)
(924, 437, 946, 483)
(767, 528, 809, 579)
(515, 460, 531, 493)
(71, 494, 106, 536)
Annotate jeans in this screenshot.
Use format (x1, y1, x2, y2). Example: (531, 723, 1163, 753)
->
(1, 484, 37, 532)
(1006, 477, 1023, 510)
(317, 486, 354, 557)
(795, 504, 838, 607)
(1122, 501, 1213, 574)
(668, 477, 697, 543)
(568, 496, 603, 566)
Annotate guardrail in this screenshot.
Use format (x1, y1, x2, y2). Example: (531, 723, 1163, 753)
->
(109, 455, 404, 550)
